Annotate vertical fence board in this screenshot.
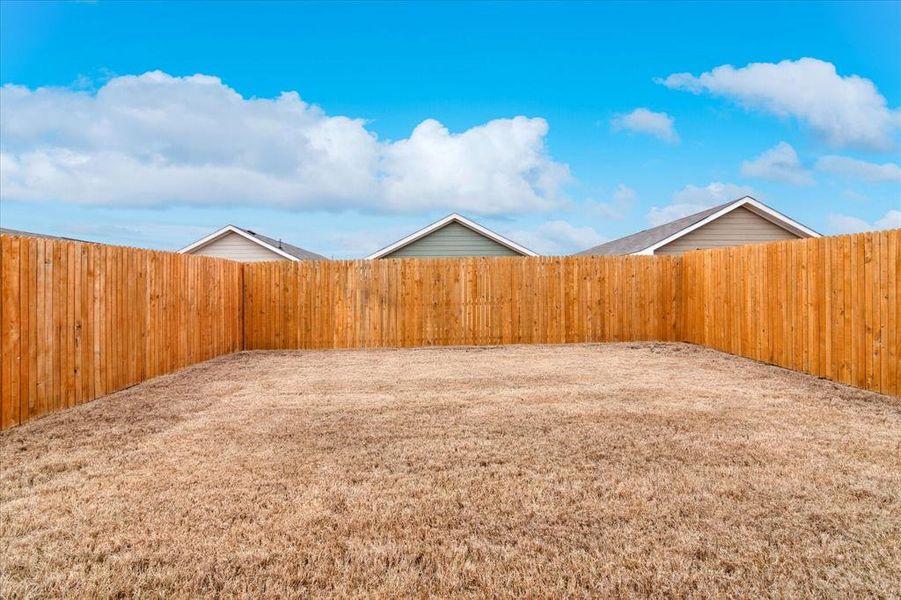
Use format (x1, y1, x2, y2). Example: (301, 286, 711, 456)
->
(681, 229, 899, 396)
(243, 255, 684, 352)
(0, 235, 243, 429)
(2, 229, 898, 430)
(1, 237, 21, 428)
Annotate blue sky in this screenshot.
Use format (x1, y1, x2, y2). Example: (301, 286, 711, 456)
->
(1, 1, 899, 257)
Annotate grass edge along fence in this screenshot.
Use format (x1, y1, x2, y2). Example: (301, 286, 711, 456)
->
(681, 228, 898, 397)
(1, 228, 898, 429)
(0, 235, 243, 429)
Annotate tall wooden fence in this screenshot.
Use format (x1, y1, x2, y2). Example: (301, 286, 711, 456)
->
(681, 229, 898, 396)
(0, 235, 243, 429)
(242, 256, 682, 349)
(1, 229, 898, 429)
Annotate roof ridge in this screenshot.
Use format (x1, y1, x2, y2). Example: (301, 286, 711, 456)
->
(365, 213, 536, 259)
(180, 225, 325, 260)
(576, 197, 746, 256)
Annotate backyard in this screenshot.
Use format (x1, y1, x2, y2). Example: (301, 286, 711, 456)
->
(1, 343, 899, 598)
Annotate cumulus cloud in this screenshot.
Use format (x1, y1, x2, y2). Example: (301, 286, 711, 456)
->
(0, 71, 571, 215)
(659, 58, 901, 151)
(815, 155, 901, 183)
(740, 142, 813, 185)
(505, 220, 606, 255)
(878, 210, 901, 229)
(827, 210, 901, 234)
(647, 182, 755, 226)
(582, 184, 637, 220)
(671, 181, 756, 206)
(611, 108, 679, 143)
(380, 118, 570, 214)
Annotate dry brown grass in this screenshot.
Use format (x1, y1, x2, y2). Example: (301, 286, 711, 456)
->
(1, 343, 899, 598)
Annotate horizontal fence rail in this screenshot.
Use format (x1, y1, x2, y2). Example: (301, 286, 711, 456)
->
(681, 229, 899, 396)
(242, 256, 683, 350)
(0, 228, 898, 429)
(0, 236, 244, 429)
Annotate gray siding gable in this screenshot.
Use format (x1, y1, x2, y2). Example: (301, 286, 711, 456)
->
(188, 231, 287, 262)
(382, 221, 523, 258)
(576, 197, 816, 256)
(654, 206, 801, 255)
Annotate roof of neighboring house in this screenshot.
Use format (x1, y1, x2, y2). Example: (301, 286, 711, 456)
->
(178, 225, 325, 261)
(366, 213, 537, 259)
(234, 227, 325, 260)
(576, 196, 820, 256)
(0, 227, 92, 243)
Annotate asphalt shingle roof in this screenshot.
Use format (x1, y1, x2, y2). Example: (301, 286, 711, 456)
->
(0, 228, 92, 244)
(235, 226, 325, 260)
(576, 200, 735, 256)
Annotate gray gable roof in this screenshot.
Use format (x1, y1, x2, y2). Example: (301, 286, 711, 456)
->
(576, 200, 739, 256)
(366, 213, 537, 259)
(0, 228, 92, 244)
(235, 226, 325, 260)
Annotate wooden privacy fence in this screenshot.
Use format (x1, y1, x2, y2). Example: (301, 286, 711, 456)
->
(244, 231, 898, 396)
(242, 256, 682, 349)
(681, 229, 898, 396)
(0, 228, 898, 429)
(0, 235, 243, 429)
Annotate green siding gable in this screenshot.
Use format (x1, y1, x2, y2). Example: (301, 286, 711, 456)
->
(382, 221, 523, 258)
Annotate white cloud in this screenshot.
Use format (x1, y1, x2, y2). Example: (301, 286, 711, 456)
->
(827, 210, 901, 234)
(647, 182, 755, 226)
(613, 183, 637, 205)
(582, 184, 637, 220)
(827, 214, 871, 234)
(380, 118, 570, 214)
(815, 155, 901, 183)
(879, 210, 901, 229)
(505, 220, 606, 255)
(611, 108, 679, 143)
(671, 182, 756, 206)
(0, 71, 571, 215)
(740, 142, 813, 185)
(659, 58, 901, 151)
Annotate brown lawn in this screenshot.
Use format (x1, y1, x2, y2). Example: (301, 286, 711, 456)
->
(1, 343, 899, 598)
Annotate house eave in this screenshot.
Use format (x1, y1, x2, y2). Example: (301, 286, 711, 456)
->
(638, 197, 821, 255)
(178, 225, 300, 261)
(365, 213, 538, 259)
